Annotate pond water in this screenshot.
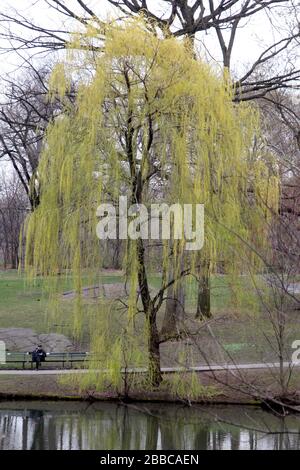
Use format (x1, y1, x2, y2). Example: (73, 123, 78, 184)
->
(0, 401, 300, 450)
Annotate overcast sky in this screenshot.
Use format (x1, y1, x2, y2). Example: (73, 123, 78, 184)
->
(0, 0, 294, 79)
(0, 0, 297, 173)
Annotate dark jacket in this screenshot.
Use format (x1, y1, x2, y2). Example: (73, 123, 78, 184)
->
(32, 348, 46, 362)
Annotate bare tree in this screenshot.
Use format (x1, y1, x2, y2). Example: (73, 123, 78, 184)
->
(0, 1, 299, 100)
(0, 171, 28, 268)
(0, 64, 62, 210)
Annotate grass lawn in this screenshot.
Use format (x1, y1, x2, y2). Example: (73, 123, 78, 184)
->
(0, 270, 48, 331)
(0, 269, 300, 368)
(0, 269, 233, 333)
(0, 269, 126, 333)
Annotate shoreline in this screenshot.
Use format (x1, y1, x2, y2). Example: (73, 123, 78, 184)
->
(0, 391, 261, 406)
(0, 369, 289, 407)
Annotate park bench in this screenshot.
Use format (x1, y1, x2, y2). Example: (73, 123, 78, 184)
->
(4, 351, 89, 369)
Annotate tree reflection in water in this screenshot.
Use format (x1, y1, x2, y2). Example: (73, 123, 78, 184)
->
(0, 402, 300, 450)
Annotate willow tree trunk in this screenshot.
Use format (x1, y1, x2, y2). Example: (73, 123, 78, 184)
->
(126, 82, 162, 387)
(147, 316, 162, 387)
(136, 237, 162, 387)
(161, 279, 185, 336)
(196, 260, 211, 319)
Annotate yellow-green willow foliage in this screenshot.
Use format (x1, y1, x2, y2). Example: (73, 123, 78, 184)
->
(25, 18, 278, 388)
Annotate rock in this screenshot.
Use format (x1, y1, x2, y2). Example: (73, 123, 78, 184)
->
(0, 328, 73, 352)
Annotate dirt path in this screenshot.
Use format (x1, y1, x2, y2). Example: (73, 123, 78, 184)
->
(0, 361, 298, 375)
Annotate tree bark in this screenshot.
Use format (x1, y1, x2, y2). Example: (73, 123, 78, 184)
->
(136, 237, 162, 387)
(147, 317, 162, 387)
(196, 260, 212, 319)
(161, 278, 185, 336)
(125, 68, 162, 387)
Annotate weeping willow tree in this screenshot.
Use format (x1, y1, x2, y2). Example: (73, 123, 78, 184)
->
(25, 18, 278, 387)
